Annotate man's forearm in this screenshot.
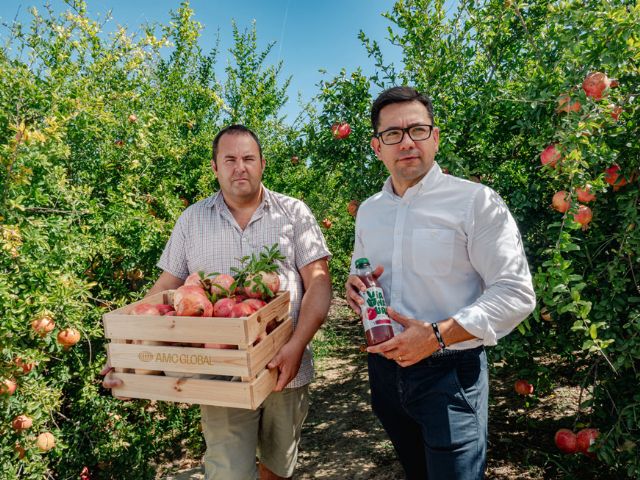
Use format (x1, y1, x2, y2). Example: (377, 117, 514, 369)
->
(438, 317, 478, 348)
(289, 273, 332, 350)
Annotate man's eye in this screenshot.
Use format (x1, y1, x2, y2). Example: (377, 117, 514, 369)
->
(383, 130, 401, 141)
(411, 126, 428, 135)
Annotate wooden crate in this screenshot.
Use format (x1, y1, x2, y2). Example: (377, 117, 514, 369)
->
(102, 290, 292, 409)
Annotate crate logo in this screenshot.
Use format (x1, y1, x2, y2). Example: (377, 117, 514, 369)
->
(139, 351, 154, 362)
(135, 351, 218, 366)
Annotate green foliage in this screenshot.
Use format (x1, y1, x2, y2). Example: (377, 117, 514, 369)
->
(301, 0, 639, 477)
(0, 1, 294, 478)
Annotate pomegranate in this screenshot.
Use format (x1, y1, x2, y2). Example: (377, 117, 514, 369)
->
(57, 328, 81, 348)
(604, 164, 627, 190)
(14, 357, 35, 375)
(576, 428, 600, 457)
(213, 297, 236, 317)
(243, 298, 266, 312)
(574, 205, 593, 230)
(514, 379, 534, 396)
(610, 105, 622, 121)
(556, 94, 581, 113)
(36, 432, 56, 451)
(209, 273, 236, 298)
(322, 218, 332, 229)
(347, 200, 360, 217)
(130, 303, 162, 316)
(331, 122, 351, 139)
(12, 415, 33, 431)
(173, 285, 208, 306)
(582, 72, 612, 100)
(231, 302, 255, 318)
(184, 272, 205, 288)
(14, 443, 26, 459)
(175, 290, 213, 317)
(31, 313, 55, 337)
(552, 191, 571, 213)
(156, 304, 175, 315)
(128, 113, 137, 123)
(540, 144, 561, 168)
(576, 185, 596, 203)
(291, 155, 299, 165)
(554, 428, 578, 454)
(244, 271, 280, 299)
(0, 378, 17, 396)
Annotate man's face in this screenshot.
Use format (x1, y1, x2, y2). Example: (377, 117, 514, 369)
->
(212, 132, 265, 202)
(370, 100, 440, 193)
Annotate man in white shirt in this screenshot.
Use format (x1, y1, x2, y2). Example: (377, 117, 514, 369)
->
(345, 86, 536, 479)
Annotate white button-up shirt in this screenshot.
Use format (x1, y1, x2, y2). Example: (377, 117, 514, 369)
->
(351, 163, 535, 350)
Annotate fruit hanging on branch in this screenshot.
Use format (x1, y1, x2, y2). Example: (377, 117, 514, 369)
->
(540, 144, 562, 168)
(331, 122, 351, 139)
(57, 328, 81, 348)
(552, 191, 571, 213)
(514, 379, 534, 396)
(576, 428, 600, 457)
(36, 432, 56, 452)
(556, 94, 581, 114)
(574, 205, 593, 231)
(576, 185, 596, 203)
(582, 72, 617, 100)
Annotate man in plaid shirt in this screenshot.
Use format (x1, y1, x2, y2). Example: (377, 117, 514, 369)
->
(104, 124, 332, 480)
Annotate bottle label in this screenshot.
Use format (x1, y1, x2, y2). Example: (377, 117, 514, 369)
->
(360, 287, 391, 330)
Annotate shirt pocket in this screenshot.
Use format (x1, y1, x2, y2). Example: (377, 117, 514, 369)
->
(412, 228, 456, 276)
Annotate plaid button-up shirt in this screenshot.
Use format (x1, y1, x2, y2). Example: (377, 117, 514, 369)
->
(158, 186, 331, 388)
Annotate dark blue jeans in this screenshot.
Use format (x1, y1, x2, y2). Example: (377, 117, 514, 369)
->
(368, 347, 488, 480)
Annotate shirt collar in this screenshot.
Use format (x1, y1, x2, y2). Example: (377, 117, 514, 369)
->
(207, 184, 271, 210)
(382, 162, 443, 199)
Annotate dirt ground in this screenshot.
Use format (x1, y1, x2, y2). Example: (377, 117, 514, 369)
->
(160, 297, 612, 480)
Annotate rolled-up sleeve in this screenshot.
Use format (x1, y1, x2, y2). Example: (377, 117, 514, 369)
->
(452, 188, 536, 345)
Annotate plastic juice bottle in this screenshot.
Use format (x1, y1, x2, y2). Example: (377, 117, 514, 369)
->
(355, 258, 394, 346)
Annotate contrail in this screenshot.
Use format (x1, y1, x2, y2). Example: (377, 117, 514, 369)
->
(277, 0, 290, 63)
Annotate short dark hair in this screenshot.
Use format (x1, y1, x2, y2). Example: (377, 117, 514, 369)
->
(211, 124, 263, 164)
(370, 86, 434, 133)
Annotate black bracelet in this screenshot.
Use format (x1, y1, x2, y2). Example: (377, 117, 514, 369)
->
(432, 322, 446, 350)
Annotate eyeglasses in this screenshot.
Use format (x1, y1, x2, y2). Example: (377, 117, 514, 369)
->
(375, 124, 434, 145)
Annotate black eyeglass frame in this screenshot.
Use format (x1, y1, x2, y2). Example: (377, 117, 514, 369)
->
(374, 124, 434, 145)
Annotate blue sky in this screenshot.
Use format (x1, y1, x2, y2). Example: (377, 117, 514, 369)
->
(0, 0, 406, 121)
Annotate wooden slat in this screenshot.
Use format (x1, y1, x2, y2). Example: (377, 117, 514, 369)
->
(247, 318, 293, 377)
(245, 291, 290, 343)
(107, 343, 250, 377)
(108, 369, 276, 409)
(251, 368, 278, 409)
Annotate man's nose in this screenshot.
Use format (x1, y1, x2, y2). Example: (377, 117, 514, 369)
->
(398, 131, 416, 149)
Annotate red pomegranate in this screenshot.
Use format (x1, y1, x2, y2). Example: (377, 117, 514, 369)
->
(540, 144, 561, 168)
(574, 205, 593, 230)
(552, 191, 571, 213)
(576, 185, 596, 203)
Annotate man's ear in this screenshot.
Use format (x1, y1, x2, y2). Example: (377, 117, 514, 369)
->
(261, 157, 266, 172)
(211, 157, 218, 174)
(370, 137, 381, 157)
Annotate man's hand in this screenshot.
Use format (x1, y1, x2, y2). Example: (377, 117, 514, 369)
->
(345, 264, 384, 315)
(267, 340, 306, 392)
(366, 307, 440, 367)
(99, 363, 131, 400)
